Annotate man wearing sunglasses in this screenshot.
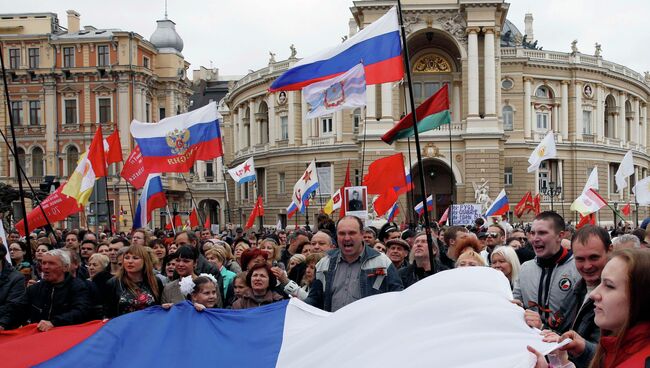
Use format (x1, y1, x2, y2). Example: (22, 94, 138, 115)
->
(481, 225, 505, 265)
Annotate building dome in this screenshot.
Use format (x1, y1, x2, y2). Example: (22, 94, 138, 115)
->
(500, 19, 523, 47)
(150, 19, 183, 53)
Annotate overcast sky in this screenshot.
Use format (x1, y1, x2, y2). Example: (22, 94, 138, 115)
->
(3, 0, 648, 78)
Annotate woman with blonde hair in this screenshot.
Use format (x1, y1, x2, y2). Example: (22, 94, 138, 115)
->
(233, 239, 251, 270)
(455, 250, 486, 268)
(490, 246, 520, 289)
(103, 245, 163, 317)
(259, 238, 283, 268)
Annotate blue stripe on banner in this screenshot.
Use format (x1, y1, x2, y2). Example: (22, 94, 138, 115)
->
(136, 120, 221, 157)
(486, 196, 508, 216)
(37, 300, 289, 367)
(271, 31, 400, 89)
(146, 176, 164, 200)
(237, 175, 256, 185)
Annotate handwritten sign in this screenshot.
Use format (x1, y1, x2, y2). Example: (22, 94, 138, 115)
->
(449, 204, 482, 225)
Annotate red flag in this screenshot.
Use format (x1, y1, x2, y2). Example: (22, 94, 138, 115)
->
(576, 213, 597, 229)
(105, 127, 123, 164)
(120, 145, 148, 189)
(374, 189, 398, 217)
(245, 196, 264, 230)
(621, 203, 631, 216)
(189, 208, 199, 228)
(174, 214, 182, 227)
(15, 184, 83, 236)
(362, 153, 407, 195)
(203, 212, 211, 230)
(438, 207, 450, 225)
(339, 160, 352, 218)
(533, 193, 541, 215)
(88, 127, 107, 177)
(514, 191, 533, 218)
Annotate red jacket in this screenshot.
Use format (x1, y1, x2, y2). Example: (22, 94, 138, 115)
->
(600, 322, 650, 367)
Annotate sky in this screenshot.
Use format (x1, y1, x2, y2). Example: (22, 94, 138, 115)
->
(2, 0, 649, 78)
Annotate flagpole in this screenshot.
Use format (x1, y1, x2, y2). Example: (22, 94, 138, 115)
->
(400, 84, 416, 228)
(165, 204, 176, 236)
(447, 94, 454, 227)
(103, 176, 114, 236)
(361, 110, 368, 178)
(123, 180, 135, 229)
(314, 158, 324, 211)
(222, 157, 232, 224)
(180, 173, 204, 226)
(396, 0, 436, 272)
(0, 46, 30, 242)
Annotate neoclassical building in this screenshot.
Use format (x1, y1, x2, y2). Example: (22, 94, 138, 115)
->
(0, 11, 192, 231)
(218, 0, 650, 227)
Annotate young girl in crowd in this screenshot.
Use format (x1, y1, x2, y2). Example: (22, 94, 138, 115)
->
(104, 245, 163, 318)
(162, 274, 220, 311)
(232, 272, 249, 303)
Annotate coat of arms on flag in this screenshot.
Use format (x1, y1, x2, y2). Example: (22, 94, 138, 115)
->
(166, 128, 190, 155)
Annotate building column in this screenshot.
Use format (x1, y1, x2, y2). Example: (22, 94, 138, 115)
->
(232, 109, 239, 152)
(197, 161, 205, 181)
(381, 83, 393, 120)
(44, 80, 57, 175)
(366, 84, 376, 120)
(300, 92, 309, 144)
(217, 157, 224, 184)
(268, 97, 276, 147)
(524, 77, 532, 139)
(560, 81, 569, 141)
(467, 27, 480, 117)
(574, 81, 583, 140)
(618, 92, 626, 142)
(633, 98, 640, 145)
(288, 92, 296, 145)
(483, 27, 496, 117)
(452, 81, 461, 124)
(643, 103, 648, 147)
(336, 110, 343, 142)
(117, 81, 131, 150)
(596, 85, 604, 141)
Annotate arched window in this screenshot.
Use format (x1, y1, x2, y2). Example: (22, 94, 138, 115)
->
(257, 102, 269, 144)
(502, 106, 514, 131)
(32, 147, 44, 178)
(535, 86, 552, 98)
(66, 146, 79, 176)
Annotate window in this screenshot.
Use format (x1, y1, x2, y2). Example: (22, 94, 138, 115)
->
(143, 56, 150, 69)
(9, 49, 20, 69)
(10, 101, 23, 125)
(159, 107, 166, 120)
(582, 111, 592, 134)
(280, 116, 288, 140)
(28, 48, 39, 69)
(535, 86, 552, 98)
(64, 99, 77, 125)
(98, 98, 111, 123)
(503, 106, 514, 131)
(97, 45, 109, 67)
(538, 162, 549, 193)
(243, 182, 250, 200)
(66, 146, 79, 176)
(206, 162, 214, 182)
(63, 47, 75, 68)
(501, 78, 514, 90)
(256, 168, 266, 197)
(29, 101, 41, 126)
(609, 163, 619, 195)
(145, 102, 151, 122)
(536, 112, 549, 130)
(504, 167, 513, 186)
(278, 172, 286, 194)
(353, 108, 361, 133)
(316, 163, 332, 196)
(32, 147, 44, 177)
(320, 117, 333, 135)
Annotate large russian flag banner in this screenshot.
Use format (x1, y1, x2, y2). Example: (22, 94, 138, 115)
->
(3, 268, 566, 367)
(130, 102, 223, 173)
(269, 7, 403, 91)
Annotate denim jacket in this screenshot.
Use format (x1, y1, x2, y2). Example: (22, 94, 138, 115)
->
(304, 245, 403, 312)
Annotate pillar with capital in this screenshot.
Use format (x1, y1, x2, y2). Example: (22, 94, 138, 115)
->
(483, 27, 496, 117)
(560, 81, 569, 141)
(467, 27, 480, 118)
(524, 77, 533, 139)
(574, 81, 583, 140)
(618, 92, 626, 142)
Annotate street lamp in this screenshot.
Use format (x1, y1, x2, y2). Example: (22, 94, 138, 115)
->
(541, 181, 562, 212)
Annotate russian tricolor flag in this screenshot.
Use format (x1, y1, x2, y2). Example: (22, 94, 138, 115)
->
(130, 102, 223, 173)
(3, 268, 567, 368)
(269, 7, 403, 91)
(286, 202, 299, 219)
(387, 201, 400, 222)
(133, 174, 167, 229)
(414, 195, 434, 217)
(485, 189, 510, 217)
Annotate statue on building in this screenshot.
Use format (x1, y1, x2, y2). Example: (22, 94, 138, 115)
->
(594, 43, 602, 57)
(289, 44, 297, 59)
(473, 181, 492, 212)
(268, 51, 276, 64)
(571, 40, 579, 55)
(644, 71, 650, 83)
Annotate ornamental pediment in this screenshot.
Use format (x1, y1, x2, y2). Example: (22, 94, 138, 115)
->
(58, 85, 81, 96)
(92, 84, 115, 95)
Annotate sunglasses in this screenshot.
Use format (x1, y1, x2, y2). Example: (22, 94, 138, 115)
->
(486, 232, 500, 238)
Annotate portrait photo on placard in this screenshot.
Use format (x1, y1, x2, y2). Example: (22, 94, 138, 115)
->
(345, 186, 367, 213)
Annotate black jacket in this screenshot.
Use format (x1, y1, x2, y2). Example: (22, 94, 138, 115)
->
(399, 260, 448, 288)
(103, 276, 164, 318)
(0, 261, 26, 329)
(21, 273, 92, 327)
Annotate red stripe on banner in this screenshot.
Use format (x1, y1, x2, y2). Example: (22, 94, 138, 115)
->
(0, 320, 105, 368)
(273, 56, 404, 92)
(141, 137, 223, 173)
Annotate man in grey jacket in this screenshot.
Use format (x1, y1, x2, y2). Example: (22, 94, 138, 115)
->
(513, 211, 580, 329)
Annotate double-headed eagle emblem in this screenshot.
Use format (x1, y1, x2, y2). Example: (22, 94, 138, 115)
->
(166, 128, 190, 155)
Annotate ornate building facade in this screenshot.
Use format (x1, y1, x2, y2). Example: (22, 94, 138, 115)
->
(0, 11, 192, 231)
(221, 0, 650, 227)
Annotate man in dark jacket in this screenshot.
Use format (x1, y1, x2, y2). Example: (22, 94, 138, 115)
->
(304, 216, 403, 312)
(19, 249, 91, 332)
(399, 232, 448, 288)
(0, 246, 25, 330)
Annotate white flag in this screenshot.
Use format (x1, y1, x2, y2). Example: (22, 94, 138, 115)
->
(292, 160, 319, 213)
(527, 131, 557, 173)
(582, 166, 599, 194)
(633, 176, 650, 205)
(227, 157, 256, 184)
(615, 150, 634, 193)
(276, 217, 283, 230)
(303, 63, 366, 119)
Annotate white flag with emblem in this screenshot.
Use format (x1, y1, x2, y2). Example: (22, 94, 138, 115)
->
(303, 63, 366, 119)
(527, 131, 557, 173)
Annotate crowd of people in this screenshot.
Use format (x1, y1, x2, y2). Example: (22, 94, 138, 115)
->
(0, 211, 649, 367)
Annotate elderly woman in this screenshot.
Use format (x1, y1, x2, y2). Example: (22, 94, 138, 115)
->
(104, 245, 163, 318)
(87, 253, 110, 280)
(490, 246, 520, 289)
(455, 250, 486, 268)
(204, 247, 236, 298)
(231, 263, 284, 309)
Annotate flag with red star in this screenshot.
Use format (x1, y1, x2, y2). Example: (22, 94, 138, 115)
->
(227, 157, 256, 184)
(292, 160, 319, 213)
